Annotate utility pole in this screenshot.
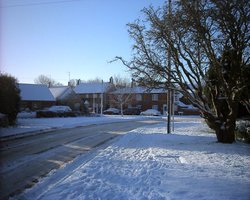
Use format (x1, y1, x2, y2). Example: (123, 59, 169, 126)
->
(101, 80, 103, 115)
(172, 90, 175, 132)
(68, 72, 70, 81)
(167, 0, 172, 134)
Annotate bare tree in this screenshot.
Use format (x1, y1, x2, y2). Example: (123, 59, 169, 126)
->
(113, 75, 131, 88)
(109, 76, 134, 116)
(68, 79, 77, 87)
(84, 77, 103, 83)
(110, 88, 134, 116)
(239, 64, 250, 113)
(34, 75, 62, 87)
(114, 0, 250, 143)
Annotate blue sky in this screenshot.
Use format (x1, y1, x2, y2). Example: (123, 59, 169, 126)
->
(1, 0, 166, 85)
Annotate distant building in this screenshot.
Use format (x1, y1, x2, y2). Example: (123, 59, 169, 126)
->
(18, 82, 199, 115)
(109, 86, 179, 115)
(19, 83, 55, 110)
(74, 82, 112, 113)
(49, 86, 74, 101)
(49, 86, 81, 111)
(177, 93, 200, 115)
(109, 86, 200, 115)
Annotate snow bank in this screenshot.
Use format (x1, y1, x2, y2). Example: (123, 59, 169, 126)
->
(0, 115, 154, 138)
(19, 117, 250, 200)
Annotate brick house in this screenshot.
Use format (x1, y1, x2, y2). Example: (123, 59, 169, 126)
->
(74, 82, 112, 113)
(177, 94, 200, 115)
(109, 86, 180, 114)
(19, 83, 55, 111)
(73, 79, 199, 115)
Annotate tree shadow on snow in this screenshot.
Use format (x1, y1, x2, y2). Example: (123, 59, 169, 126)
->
(114, 131, 250, 157)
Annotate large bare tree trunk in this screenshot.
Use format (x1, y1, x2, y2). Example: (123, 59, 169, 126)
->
(113, 0, 249, 144)
(215, 128, 235, 143)
(205, 118, 235, 143)
(204, 102, 238, 143)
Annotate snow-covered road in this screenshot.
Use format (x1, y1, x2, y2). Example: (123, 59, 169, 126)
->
(0, 115, 153, 139)
(15, 116, 250, 200)
(1, 118, 162, 199)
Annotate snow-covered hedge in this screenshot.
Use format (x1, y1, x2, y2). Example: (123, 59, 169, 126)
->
(235, 119, 250, 143)
(17, 111, 36, 118)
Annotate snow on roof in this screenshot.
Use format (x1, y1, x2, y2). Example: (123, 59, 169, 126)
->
(49, 86, 73, 100)
(74, 82, 110, 94)
(111, 87, 135, 94)
(149, 88, 168, 93)
(178, 101, 198, 110)
(112, 86, 168, 94)
(19, 83, 55, 101)
(132, 87, 146, 94)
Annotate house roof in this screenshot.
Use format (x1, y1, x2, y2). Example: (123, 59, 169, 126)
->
(178, 101, 198, 110)
(112, 86, 168, 94)
(49, 86, 73, 100)
(74, 82, 110, 94)
(19, 83, 55, 101)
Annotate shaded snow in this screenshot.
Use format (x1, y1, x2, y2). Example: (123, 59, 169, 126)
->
(16, 117, 250, 200)
(49, 86, 73, 100)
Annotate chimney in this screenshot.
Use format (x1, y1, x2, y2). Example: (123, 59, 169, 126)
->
(77, 79, 81, 85)
(109, 76, 114, 84)
(131, 78, 135, 88)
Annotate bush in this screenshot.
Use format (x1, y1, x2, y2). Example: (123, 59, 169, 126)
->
(36, 110, 76, 118)
(36, 111, 56, 118)
(0, 113, 9, 127)
(235, 119, 250, 143)
(0, 74, 21, 126)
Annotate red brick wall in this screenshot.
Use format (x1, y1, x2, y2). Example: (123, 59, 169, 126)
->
(110, 93, 169, 114)
(20, 101, 55, 111)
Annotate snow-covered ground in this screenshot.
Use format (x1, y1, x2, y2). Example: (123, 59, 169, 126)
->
(15, 117, 250, 200)
(0, 115, 151, 138)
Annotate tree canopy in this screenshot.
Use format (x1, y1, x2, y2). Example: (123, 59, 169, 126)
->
(115, 0, 250, 143)
(0, 73, 21, 125)
(34, 74, 63, 87)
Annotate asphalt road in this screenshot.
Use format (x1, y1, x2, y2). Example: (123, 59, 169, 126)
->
(0, 119, 162, 199)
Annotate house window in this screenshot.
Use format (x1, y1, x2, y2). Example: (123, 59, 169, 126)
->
(93, 94, 97, 98)
(86, 94, 89, 98)
(136, 94, 142, 101)
(32, 102, 42, 110)
(174, 92, 180, 102)
(152, 105, 158, 110)
(137, 105, 142, 109)
(152, 94, 158, 101)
